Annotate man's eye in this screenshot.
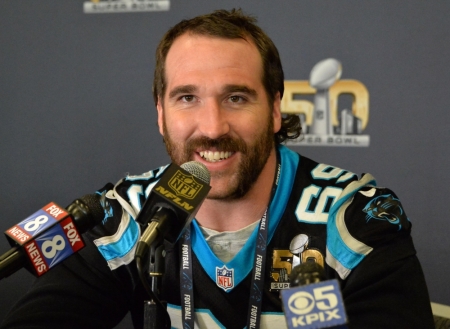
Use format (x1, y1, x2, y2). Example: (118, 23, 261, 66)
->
(181, 95, 195, 102)
(229, 95, 245, 103)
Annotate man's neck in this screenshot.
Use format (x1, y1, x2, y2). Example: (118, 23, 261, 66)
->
(195, 148, 278, 232)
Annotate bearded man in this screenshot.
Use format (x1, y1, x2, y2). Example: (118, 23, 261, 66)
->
(1, 9, 434, 329)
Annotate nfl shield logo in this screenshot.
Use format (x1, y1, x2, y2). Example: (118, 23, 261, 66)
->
(216, 265, 234, 292)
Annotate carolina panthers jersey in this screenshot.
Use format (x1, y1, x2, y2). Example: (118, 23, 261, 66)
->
(1, 145, 434, 329)
(84, 145, 428, 329)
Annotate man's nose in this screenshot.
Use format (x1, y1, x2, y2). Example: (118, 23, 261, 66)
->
(197, 100, 230, 139)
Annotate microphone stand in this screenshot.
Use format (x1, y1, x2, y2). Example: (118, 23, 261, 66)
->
(136, 239, 171, 329)
(143, 242, 169, 329)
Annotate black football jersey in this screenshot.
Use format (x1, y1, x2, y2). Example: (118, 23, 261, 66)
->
(1, 145, 434, 329)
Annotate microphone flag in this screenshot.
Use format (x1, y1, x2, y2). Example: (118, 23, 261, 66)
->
(281, 279, 347, 329)
(4, 202, 84, 277)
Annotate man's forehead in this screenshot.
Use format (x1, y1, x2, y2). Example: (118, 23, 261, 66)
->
(165, 33, 259, 66)
(163, 33, 263, 91)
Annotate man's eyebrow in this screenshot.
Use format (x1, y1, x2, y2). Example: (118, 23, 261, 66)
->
(223, 85, 257, 96)
(168, 85, 197, 99)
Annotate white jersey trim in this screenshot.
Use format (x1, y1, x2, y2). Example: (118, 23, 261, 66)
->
(167, 304, 287, 329)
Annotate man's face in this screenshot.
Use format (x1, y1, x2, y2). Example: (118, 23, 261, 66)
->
(157, 33, 281, 200)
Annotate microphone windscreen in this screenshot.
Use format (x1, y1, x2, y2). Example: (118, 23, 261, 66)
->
(181, 161, 210, 184)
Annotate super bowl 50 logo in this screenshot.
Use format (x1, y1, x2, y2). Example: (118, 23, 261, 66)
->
(270, 234, 325, 291)
(283, 58, 370, 147)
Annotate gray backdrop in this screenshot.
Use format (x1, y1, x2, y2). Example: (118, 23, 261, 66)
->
(1, 1, 449, 327)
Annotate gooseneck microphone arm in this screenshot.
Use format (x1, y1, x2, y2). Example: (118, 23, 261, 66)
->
(0, 246, 24, 280)
(135, 207, 176, 329)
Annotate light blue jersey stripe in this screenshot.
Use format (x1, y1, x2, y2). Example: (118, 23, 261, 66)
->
(96, 214, 140, 262)
(326, 174, 376, 277)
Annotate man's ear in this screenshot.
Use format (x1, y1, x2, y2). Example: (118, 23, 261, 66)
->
(156, 98, 164, 135)
(272, 92, 282, 133)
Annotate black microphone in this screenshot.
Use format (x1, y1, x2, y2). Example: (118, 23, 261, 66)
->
(135, 161, 210, 258)
(0, 192, 106, 280)
(281, 262, 348, 329)
(290, 261, 326, 287)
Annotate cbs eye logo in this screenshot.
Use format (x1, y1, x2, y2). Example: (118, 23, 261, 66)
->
(288, 291, 316, 315)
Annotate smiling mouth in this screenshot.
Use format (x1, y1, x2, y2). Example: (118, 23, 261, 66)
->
(199, 151, 234, 162)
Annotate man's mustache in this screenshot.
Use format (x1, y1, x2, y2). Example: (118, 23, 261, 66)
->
(185, 136, 248, 153)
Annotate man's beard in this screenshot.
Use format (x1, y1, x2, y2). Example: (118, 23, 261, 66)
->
(162, 117, 274, 200)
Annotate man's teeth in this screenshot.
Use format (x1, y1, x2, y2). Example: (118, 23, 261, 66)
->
(199, 151, 233, 162)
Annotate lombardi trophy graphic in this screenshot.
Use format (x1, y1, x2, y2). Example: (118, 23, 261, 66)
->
(289, 234, 309, 269)
(309, 58, 342, 135)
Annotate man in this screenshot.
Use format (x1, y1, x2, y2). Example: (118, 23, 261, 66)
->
(1, 9, 434, 329)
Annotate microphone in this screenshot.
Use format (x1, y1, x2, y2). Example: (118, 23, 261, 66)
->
(133, 162, 210, 329)
(0, 193, 105, 280)
(281, 262, 348, 329)
(135, 161, 210, 258)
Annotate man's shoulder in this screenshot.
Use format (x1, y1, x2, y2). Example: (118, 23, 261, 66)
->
(326, 183, 413, 279)
(114, 165, 169, 199)
(335, 185, 412, 247)
(282, 150, 412, 278)
(85, 165, 169, 259)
